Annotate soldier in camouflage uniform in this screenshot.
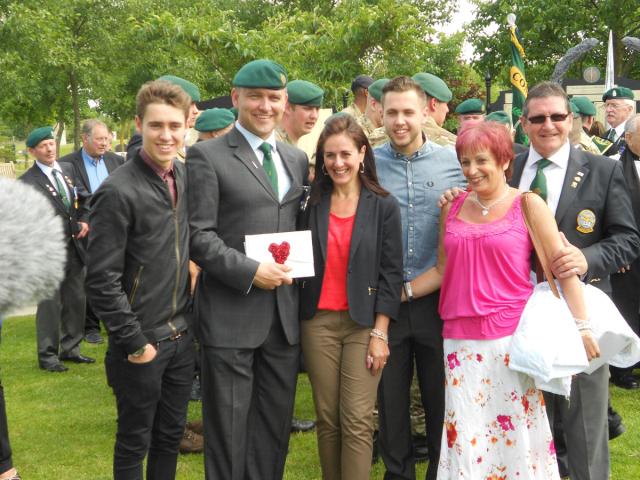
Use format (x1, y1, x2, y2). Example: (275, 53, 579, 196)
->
(569, 99, 602, 155)
(342, 75, 376, 136)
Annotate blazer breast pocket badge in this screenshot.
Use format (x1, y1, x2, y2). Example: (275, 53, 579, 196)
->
(576, 209, 596, 233)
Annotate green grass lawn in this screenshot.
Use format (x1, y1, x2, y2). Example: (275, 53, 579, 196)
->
(1, 315, 637, 479)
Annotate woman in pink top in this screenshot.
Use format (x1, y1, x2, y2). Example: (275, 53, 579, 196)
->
(405, 122, 599, 479)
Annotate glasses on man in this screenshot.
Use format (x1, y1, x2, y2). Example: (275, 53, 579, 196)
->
(526, 113, 570, 124)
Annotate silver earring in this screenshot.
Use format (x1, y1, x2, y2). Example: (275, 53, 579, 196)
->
(359, 162, 365, 174)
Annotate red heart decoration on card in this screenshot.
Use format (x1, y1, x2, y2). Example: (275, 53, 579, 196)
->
(268, 241, 290, 264)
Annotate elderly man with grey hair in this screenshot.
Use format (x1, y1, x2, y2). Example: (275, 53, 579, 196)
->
(59, 118, 124, 344)
(611, 112, 640, 389)
(601, 87, 636, 158)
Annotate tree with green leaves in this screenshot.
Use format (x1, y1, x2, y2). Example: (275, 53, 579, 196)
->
(468, 0, 640, 88)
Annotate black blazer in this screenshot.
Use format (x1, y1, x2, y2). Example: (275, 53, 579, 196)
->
(511, 147, 640, 294)
(58, 149, 124, 194)
(300, 186, 403, 326)
(19, 162, 89, 262)
(611, 148, 640, 322)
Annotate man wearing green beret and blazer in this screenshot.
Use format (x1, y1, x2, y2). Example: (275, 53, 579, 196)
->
(20, 127, 94, 372)
(601, 86, 636, 159)
(187, 59, 308, 480)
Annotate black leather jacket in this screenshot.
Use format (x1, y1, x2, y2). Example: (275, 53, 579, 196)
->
(86, 152, 190, 354)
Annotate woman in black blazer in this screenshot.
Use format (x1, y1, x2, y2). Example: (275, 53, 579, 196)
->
(300, 114, 403, 479)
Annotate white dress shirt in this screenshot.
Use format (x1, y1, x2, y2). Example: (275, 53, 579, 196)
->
(518, 141, 571, 216)
(36, 160, 71, 201)
(235, 121, 291, 202)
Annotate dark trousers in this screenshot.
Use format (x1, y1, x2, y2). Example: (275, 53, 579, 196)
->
(201, 319, 299, 480)
(377, 293, 444, 480)
(84, 300, 101, 335)
(36, 248, 85, 368)
(105, 332, 195, 480)
(544, 364, 609, 480)
(0, 328, 13, 474)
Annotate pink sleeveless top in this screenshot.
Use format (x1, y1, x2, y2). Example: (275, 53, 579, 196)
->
(439, 191, 534, 340)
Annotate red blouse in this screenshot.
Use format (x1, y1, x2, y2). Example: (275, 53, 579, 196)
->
(317, 212, 355, 311)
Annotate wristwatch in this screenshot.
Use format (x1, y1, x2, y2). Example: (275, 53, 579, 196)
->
(130, 345, 146, 358)
(404, 281, 414, 302)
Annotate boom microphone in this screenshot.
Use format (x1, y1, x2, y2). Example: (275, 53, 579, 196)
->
(0, 177, 65, 315)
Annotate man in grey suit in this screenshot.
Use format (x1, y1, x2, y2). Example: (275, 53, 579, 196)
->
(512, 81, 639, 480)
(187, 59, 308, 480)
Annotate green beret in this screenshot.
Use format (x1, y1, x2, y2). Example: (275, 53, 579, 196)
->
(195, 108, 235, 133)
(412, 72, 452, 103)
(455, 98, 485, 115)
(570, 96, 596, 116)
(569, 100, 580, 117)
(26, 126, 54, 148)
(602, 86, 634, 102)
(287, 80, 324, 106)
(485, 111, 512, 126)
(157, 75, 201, 102)
(233, 59, 287, 90)
(368, 78, 389, 102)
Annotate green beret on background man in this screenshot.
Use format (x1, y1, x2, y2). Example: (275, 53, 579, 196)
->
(366, 79, 391, 146)
(568, 99, 602, 155)
(278, 79, 324, 146)
(195, 108, 236, 141)
(601, 86, 636, 158)
(411, 72, 457, 146)
(455, 98, 485, 132)
(485, 110, 528, 155)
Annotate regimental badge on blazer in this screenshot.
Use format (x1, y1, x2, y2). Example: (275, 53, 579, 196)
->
(47, 184, 57, 197)
(577, 209, 596, 233)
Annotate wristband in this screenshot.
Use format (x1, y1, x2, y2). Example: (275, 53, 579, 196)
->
(404, 281, 414, 302)
(370, 329, 389, 344)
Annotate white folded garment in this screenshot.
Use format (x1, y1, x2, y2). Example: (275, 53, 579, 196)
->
(509, 281, 640, 396)
(508, 282, 588, 397)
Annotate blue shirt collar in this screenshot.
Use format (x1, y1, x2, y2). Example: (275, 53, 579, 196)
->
(81, 148, 103, 165)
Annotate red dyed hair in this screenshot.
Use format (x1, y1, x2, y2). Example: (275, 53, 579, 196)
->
(455, 121, 515, 180)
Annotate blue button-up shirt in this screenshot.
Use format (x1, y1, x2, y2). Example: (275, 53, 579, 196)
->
(374, 140, 466, 280)
(81, 148, 109, 193)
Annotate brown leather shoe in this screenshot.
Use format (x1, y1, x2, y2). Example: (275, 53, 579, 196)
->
(186, 420, 203, 435)
(179, 428, 203, 454)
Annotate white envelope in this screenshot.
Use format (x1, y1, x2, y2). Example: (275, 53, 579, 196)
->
(244, 230, 315, 279)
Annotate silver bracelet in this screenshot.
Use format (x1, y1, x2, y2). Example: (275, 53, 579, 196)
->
(574, 317, 592, 332)
(370, 328, 388, 344)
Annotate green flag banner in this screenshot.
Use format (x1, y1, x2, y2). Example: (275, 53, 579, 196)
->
(510, 24, 528, 145)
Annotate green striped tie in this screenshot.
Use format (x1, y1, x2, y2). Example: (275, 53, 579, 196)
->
(529, 158, 552, 202)
(52, 169, 71, 210)
(259, 142, 278, 197)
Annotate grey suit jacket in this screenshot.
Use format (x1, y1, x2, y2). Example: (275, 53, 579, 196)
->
(511, 147, 640, 293)
(187, 126, 308, 348)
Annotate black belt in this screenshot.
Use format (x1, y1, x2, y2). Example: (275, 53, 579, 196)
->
(144, 315, 188, 343)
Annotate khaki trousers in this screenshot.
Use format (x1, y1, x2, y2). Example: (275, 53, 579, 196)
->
(302, 310, 381, 480)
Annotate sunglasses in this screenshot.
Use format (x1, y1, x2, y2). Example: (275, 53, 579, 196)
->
(526, 113, 570, 124)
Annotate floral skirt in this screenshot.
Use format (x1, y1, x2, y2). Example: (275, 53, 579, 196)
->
(437, 336, 560, 480)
